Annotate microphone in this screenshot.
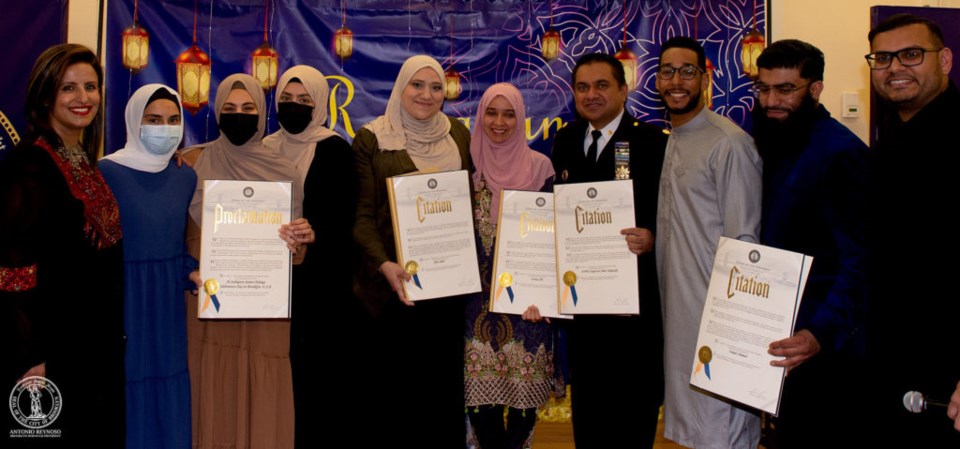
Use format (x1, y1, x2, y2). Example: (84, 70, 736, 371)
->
(903, 390, 950, 414)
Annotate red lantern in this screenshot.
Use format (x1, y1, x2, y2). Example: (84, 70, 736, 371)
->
(175, 45, 211, 115)
(122, 24, 149, 72)
(334, 26, 354, 59)
(542, 29, 561, 61)
(444, 68, 461, 101)
(121, 0, 148, 72)
(704, 57, 715, 109)
(614, 48, 639, 91)
(741, 30, 765, 79)
(251, 43, 279, 90)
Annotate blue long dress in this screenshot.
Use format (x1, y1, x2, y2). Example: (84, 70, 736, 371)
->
(99, 159, 197, 449)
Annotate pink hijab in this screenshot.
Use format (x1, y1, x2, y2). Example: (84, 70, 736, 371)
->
(470, 83, 555, 220)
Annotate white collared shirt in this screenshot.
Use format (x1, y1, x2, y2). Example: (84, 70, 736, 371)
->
(583, 109, 624, 161)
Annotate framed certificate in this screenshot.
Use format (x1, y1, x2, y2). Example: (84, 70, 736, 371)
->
(386, 170, 481, 301)
(689, 237, 812, 415)
(198, 180, 293, 319)
(553, 180, 638, 314)
(489, 190, 568, 319)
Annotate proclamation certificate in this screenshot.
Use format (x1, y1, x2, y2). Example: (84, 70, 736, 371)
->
(386, 170, 481, 301)
(689, 237, 812, 415)
(489, 190, 568, 319)
(553, 180, 638, 315)
(198, 180, 292, 319)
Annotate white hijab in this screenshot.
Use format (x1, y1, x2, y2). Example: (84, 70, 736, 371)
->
(103, 84, 183, 173)
(262, 65, 339, 184)
(363, 55, 461, 172)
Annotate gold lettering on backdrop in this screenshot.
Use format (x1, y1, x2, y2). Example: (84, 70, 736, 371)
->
(519, 212, 555, 239)
(574, 205, 613, 233)
(213, 204, 284, 233)
(325, 75, 356, 138)
(726, 266, 770, 299)
(527, 117, 565, 140)
(416, 196, 453, 223)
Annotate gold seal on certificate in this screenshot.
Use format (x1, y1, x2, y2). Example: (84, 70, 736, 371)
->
(689, 237, 812, 415)
(553, 180, 638, 315)
(488, 190, 568, 319)
(198, 180, 293, 319)
(386, 170, 481, 301)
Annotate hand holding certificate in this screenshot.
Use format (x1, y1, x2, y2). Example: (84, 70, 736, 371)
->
(386, 170, 481, 301)
(199, 180, 293, 319)
(489, 190, 568, 319)
(553, 180, 638, 315)
(689, 237, 812, 415)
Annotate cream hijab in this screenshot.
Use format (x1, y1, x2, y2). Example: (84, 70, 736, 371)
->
(262, 65, 338, 184)
(363, 55, 461, 172)
(188, 73, 304, 223)
(103, 84, 183, 173)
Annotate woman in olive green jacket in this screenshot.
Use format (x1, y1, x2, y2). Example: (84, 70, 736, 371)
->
(351, 55, 471, 447)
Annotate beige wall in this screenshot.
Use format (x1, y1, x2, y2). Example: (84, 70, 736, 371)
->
(67, 0, 106, 55)
(771, 0, 960, 142)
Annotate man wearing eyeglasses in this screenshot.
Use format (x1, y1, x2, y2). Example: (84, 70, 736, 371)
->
(750, 39, 869, 449)
(654, 36, 763, 449)
(866, 13, 960, 446)
(550, 52, 668, 448)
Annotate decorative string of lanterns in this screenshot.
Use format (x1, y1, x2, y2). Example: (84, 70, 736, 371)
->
(741, 0, 765, 79)
(334, 0, 354, 59)
(444, 14, 461, 101)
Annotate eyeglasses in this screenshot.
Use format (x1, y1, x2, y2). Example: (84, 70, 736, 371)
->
(657, 64, 703, 80)
(752, 83, 809, 97)
(864, 47, 942, 70)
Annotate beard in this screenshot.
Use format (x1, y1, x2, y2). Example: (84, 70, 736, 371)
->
(752, 93, 819, 157)
(660, 87, 703, 116)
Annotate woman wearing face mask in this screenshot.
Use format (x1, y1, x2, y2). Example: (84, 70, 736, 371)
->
(262, 65, 361, 444)
(464, 83, 560, 449)
(352, 55, 471, 447)
(99, 84, 197, 449)
(182, 74, 307, 449)
(0, 43, 124, 447)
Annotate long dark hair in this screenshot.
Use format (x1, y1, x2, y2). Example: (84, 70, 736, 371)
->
(24, 43, 104, 164)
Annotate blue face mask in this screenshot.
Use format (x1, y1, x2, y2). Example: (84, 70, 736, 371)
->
(140, 125, 181, 155)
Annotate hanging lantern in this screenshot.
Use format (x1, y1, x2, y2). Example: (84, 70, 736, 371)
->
(542, 29, 561, 61)
(250, 0, 279, 90)
(334, 26, 354, 59)
(541, 1, 560, 61)
(122, 24, 149, 72)
(741, 29, 765, 79)
(444, 68, 461, 101)
(175, 45, 211, 115)
(251, 43, 279, 90)
(121, 0, 148, 72)
(614, 48, 639, 91)
(704, 57, 715, 109)
(740, 0, 765, 79)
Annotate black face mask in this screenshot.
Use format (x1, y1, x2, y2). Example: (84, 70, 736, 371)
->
(218, 113, 260, 146)
(277, 102, 315, 135)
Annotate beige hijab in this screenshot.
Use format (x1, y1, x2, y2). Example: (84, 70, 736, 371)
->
(188, 73, 304, 223)
(262, 65, 338, 184)
(363, 55, 461, 171)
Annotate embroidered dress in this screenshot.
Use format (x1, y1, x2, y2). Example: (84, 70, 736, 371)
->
(464, 177, 563, 410)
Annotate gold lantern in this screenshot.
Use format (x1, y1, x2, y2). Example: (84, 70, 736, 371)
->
(175, 45, 211, 115)
(121, 0, 148, 72)
(444, 68, 461, 101)
(334, 26, 354, 59)
(704, 57, 715, 109)
(121, 24, 149, 72)
(251, 43, 279, 90)
(614, 48, 639, 91)
(542, 29, 561, 61)
(741, 29, 765, 79)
